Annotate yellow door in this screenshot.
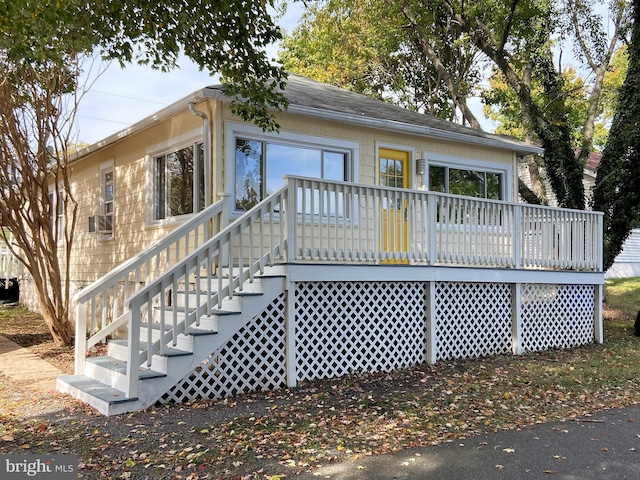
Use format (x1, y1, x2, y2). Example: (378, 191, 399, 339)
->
(379, 148, 409, 262)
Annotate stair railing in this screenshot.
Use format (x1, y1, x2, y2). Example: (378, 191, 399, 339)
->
(125, 185, 288, 398)
(74, 197, 229, 375)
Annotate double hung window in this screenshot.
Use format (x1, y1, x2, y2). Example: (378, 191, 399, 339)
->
(154, 142, 205, 220)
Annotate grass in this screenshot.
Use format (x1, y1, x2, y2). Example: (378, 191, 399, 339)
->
(605, 277, 640, 317)
(1, 279, 640, 479)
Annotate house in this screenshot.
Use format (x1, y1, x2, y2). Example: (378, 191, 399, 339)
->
(50, 75, 604, 415)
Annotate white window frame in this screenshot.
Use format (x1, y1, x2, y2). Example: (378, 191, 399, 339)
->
(97, 160, 115, 239)
(48, 187, 64, 244)
(422, 153, 513, 201)
(226, 122, 360, 219)
(146, 129, 205, 226)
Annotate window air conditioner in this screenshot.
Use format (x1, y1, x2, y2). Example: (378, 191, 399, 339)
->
(88, 214, 113, 234)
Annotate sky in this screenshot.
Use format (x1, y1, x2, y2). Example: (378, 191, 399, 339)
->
(75, 4, 306, 145)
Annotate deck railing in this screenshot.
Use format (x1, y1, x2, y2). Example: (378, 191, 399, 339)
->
(74, 175, 603, 396)
(288, 176, 602, 270)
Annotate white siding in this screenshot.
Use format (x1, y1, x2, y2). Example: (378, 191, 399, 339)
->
(606, 228, 640, 279)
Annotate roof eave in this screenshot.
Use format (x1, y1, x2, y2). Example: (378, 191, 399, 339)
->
(71, 90, 208, 162)
(202, 87, 543, 157)
(285, 104, 544, 157)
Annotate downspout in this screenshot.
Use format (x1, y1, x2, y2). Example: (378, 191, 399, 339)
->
(188, 102, 211, 208)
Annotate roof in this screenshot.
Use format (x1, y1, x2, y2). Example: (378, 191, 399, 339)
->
(585, 151, 601, 173)
(77, 74, 543, 159)
(205, 74, 542, 157)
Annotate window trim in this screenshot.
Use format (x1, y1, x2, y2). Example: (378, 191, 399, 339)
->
(146, 129, 205, 227)
(48, 187, 64, 245)
(226, 122, 359, 218)
(98, 160, 115, 240)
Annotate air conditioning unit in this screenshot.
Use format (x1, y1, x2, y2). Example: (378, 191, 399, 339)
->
(88, 214, 113, 234)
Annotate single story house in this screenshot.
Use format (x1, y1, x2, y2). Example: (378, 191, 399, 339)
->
(50, 75, 604, 415)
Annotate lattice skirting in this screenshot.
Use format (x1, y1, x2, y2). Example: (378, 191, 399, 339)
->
(520, 283, 595, 352)
(158, 281, 596, 405)
(295, 282, 427, 381)
(158, 293, 288, 404)
(435, 282, 512, 360)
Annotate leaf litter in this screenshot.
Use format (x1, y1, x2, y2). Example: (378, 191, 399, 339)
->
(1, 306, 640, 478)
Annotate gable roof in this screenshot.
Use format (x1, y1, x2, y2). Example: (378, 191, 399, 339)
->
(77, 74, 543, 159)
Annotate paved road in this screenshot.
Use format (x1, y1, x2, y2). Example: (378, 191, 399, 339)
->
(296, 404, 640, 480)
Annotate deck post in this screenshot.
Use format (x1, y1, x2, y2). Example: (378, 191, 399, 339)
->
(75, 302, 88, 375)
(594, 283, 604, 344)
(511, 283, 523, 355)
(427, 197, 437, 266)
(285, 278, 297, 387)
(513, 206, 522, 269)
(425, 281, 437, 364)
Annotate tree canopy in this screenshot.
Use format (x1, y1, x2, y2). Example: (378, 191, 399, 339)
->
(0, 0, 289, 345)
(1, 0, 288, 131)
(279, 0, 483, 125)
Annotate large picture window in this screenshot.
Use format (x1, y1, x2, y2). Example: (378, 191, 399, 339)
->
(154, 142, 204, 220)
(429, 165, 503, 200)
(234, 138, 348, 211)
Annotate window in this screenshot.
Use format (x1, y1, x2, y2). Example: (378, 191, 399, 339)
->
(102, 169, 114, 216)
(429, 165, 503, 200)
(93, 161, 115, 237)
(49, 190, 63, 243)
(234, 138, 348, 211)
(154, 142, 204, 220)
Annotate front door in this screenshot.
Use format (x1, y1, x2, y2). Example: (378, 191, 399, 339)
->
(378, 148, 409, 262)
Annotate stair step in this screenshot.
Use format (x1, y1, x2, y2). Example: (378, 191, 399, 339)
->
(233, 291, 263, 297)
(209, 309, 241, 316)
(57, 375, 135, 405)
(86, 356, 166, 380)
(108, 339, 192, 358)
(185, 327, 218, 336)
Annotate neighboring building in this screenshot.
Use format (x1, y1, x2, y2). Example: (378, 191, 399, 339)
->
(50, 75, 603, 415)
(584, 153, 640, 279)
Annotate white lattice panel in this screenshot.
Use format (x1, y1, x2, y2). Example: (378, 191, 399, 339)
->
(295, 282, 426, 381)
(520, 284, 594, 352)
(434, 282, 512, 360)
(159, 293, 287, 404)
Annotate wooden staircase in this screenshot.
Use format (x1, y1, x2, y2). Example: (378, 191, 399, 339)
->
(57, 274, 286, 416)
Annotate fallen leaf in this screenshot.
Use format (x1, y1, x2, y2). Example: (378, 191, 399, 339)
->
(503, 448, 515, 453)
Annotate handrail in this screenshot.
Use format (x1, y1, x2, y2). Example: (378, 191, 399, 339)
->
(287, 175, 603, 270)
(124, 186, 288, 398)
(74, 197, 228, 375)
(74, 199, 227, 304)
